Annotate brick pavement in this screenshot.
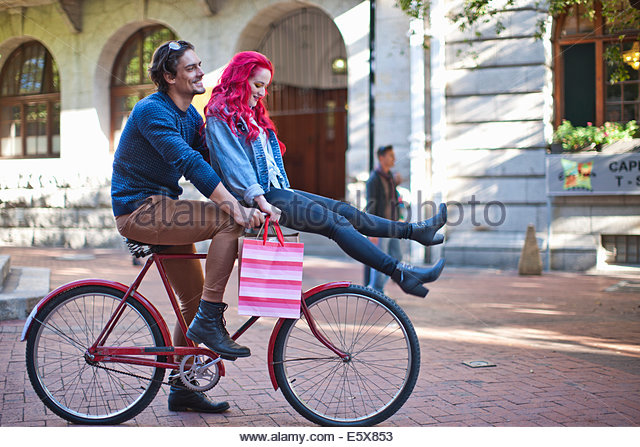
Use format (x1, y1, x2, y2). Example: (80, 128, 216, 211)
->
(0, 246, 639, 427)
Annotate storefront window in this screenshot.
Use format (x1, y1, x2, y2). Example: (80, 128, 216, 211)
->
(554, 4, 639, 127)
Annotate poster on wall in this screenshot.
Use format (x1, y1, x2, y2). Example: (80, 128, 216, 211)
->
(546, 153, 640, 196)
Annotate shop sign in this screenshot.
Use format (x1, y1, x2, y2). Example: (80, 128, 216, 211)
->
(546, 153, 640, 196)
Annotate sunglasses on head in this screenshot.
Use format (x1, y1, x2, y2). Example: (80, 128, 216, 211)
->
(162, 42, 184, 73)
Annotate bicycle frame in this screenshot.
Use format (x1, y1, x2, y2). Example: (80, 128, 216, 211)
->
(22, 251, 352, 390)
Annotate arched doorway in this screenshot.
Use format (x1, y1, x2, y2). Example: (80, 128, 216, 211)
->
(256, 8, 348, 200)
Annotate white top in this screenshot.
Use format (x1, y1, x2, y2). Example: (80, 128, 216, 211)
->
(257, 123, 287, 190)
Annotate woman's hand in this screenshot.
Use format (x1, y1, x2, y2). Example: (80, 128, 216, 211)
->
(254, 195, 282, 223)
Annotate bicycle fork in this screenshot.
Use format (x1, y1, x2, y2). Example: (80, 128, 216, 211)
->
(265, 282, 352, 390)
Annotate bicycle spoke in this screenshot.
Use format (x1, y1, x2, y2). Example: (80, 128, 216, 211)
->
(27, 287, 164, 424)
(35, 318, 89, 353)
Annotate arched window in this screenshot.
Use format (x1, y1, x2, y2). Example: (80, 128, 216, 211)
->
(0, 41, 60, 158)
(554, 4, 639, 127)
(110, 26, 176, 150)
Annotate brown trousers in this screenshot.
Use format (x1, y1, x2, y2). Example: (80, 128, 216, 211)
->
(115, 195, 243, 347)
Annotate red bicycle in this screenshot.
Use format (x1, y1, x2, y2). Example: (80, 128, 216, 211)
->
(22, 240, 420, 426)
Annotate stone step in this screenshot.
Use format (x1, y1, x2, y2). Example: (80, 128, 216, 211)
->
(0, 266, 50, 321)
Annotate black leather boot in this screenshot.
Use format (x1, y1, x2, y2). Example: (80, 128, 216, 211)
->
(410, 203, 447, 246)
(391, 259, 445, 297)
(167, 371, 230, 413)
(186, 301, 251, 359)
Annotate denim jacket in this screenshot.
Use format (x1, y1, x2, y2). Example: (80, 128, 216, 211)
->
(206, 115, 290, 205)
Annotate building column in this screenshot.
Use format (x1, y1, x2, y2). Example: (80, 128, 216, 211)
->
(426, 0, 448, 262)
(408, 14, 427, 263)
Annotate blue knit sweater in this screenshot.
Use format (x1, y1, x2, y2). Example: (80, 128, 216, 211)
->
(111, 92, 221, 216)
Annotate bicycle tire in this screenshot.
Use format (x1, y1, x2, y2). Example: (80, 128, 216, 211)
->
(272, 285, 420, 426)
(25, 285, 166, 425)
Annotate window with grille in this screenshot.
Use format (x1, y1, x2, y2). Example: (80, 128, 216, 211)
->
(110, 26, 175, 151)
(0, 41, 61, 158)
(602, 235, 640, 265)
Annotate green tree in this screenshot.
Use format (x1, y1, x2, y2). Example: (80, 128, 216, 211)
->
(396, 0, 640, 83)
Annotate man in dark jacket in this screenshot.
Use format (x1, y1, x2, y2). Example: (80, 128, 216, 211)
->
(365, 145, 403, 291)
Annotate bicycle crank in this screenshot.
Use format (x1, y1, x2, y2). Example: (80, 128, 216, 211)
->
(178, 354, 222, 392)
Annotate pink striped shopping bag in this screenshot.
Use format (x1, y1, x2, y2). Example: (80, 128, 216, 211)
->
(238, 220, 304, 318)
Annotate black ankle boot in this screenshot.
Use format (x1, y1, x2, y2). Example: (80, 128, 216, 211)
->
(391, 259, 445, 297)
(186, 301, 251, 359)
(168, 371, 230, 413)
(410, 203, 447, 246)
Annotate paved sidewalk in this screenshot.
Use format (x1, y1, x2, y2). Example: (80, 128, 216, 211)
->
(1, 246, 639, 427)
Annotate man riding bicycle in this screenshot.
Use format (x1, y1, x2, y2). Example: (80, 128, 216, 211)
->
(111, 40, 265, 413)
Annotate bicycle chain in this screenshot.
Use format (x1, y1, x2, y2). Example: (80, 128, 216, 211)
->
(90, 362, 190, 389)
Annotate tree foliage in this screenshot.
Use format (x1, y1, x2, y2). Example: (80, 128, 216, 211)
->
(396, 0, 640, 83)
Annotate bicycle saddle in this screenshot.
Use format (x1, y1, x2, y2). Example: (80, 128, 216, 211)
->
(124, 238, 171, 258)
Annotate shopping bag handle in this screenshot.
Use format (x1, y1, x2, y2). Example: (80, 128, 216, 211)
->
(262, 215, 285, 246)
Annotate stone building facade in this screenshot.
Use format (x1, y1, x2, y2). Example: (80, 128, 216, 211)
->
(434, 0, 639, 270)
(0, 0, 388, 248)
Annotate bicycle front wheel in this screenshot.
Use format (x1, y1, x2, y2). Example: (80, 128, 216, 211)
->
(25, 285, 166, 425)
(273, 285, 420, 426)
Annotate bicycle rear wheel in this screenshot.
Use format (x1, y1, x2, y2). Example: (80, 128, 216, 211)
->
(272, 285, 420, 426)
(25, 285, 166, 425)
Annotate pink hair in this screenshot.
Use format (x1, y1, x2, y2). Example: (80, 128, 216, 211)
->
(203, 51, 285, 154)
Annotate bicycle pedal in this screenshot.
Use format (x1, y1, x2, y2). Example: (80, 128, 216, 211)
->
(219, 354, 238, 361)
(167, 371, 183, 386)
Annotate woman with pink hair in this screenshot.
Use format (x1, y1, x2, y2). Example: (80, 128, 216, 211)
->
(203, 51, 446, 298)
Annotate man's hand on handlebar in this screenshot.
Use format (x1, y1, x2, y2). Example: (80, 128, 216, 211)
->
(209, 183, 265, 229)
(234, 206, 265, 229)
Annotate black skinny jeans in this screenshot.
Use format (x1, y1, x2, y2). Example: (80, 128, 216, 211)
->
(264, 189, 411, 276)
